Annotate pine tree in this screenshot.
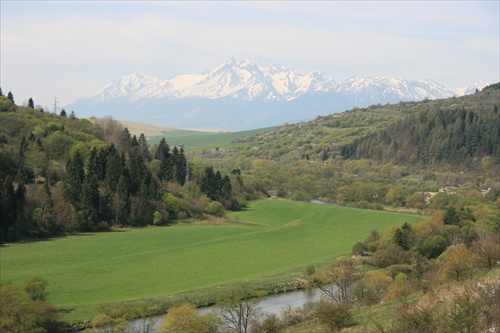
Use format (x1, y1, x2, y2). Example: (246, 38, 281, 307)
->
(138, 133, 150, 161)
(104, 145, 123, 194)
(63, 150, 85, 210)
(81, 174, 100, 231)
(175, 147, 187, 185)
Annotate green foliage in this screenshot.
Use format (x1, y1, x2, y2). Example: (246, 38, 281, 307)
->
(352, 242, 367, 256)
(0, 282, 61, 333)
(438, 244, 480, 281)
(153, 211, 163, 226)
(205, 200, 225, 216)
(22, 276, 48, 301)
(159, 303, 219, 333)
(165, 193, 181, 219)
(313, 301, 354, 332)
(389, 305, 438, 333)
(291, 190, 311, 202)
(419, 235, 448, 259)
(253, 314, 284, 333)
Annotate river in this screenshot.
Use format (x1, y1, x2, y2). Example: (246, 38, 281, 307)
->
(127, 288, 323, 332)
(126, 199, 336, 332)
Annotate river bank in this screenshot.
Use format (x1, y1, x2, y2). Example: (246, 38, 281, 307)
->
(64, 266, 330, 332)
(127, 287, 323, 332)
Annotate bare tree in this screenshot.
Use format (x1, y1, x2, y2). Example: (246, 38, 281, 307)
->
(309, 257, 360, 305)
(215, 283, 263, 333)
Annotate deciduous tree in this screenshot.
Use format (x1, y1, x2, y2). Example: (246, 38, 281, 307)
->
(215, 283, 263, 333)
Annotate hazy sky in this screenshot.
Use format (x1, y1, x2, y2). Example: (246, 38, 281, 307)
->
(1, 1, 499, 110)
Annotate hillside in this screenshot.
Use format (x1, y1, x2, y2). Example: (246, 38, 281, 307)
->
(0, 94, 250, 242)
(195, 83, 500, 205)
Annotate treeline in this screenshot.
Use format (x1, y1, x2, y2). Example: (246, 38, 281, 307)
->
(341, 86, 500, 166)
(0, 91, 248, 242)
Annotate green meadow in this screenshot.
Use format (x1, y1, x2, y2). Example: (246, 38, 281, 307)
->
(0, 200, 422, 311)
(147, 127, 278, 152)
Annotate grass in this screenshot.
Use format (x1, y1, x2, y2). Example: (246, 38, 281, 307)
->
(147, 126, 278, 152)
(0, 199, 422, 322)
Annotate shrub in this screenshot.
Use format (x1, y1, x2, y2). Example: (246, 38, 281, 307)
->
(153, 211, 163, 226)
(291, 190, 311, 202)
(313, 301, 354, 332)
(352, 242, 367, 256)
(390, 304, 437, 333)
(165, 194, 181, 219)
(206, 201, 225, 217)
(304, 264, 316, 277)
(23, 276, 48, 301)
(177, 211, 189, 220)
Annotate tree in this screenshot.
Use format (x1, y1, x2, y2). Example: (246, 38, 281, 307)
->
(28, 98, 34, 109)
(472, 230, 500, 269)
(81, 174, 100, 231)
(25, 141, 48, 186)
(22, 276, 48, 301)
(352, 242, 367, 256)
(439, 244, 480, 282)
(165, 193, 181, 219)
(0, 283, 60, 333)
(215, 283, 263, 333)
(7, 91, 14, 102)
(309, 257, 359, 305)
(159, 303, 219, 333)
(443, 206, 460, 225)
(419, 234, 447, 259)
(63, 150, 85, 210)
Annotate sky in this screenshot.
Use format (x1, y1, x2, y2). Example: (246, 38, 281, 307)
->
(1, 1, 499, 110)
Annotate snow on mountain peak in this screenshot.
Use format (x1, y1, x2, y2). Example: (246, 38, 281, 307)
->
(85, 58, 486, 105)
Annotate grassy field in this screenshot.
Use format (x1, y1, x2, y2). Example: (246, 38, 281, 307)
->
(116, 119, 278, 153)
(146, 126, 278, 152)
(0, 200, 422, 313)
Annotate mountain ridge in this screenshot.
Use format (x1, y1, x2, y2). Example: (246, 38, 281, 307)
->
(65, 57, 488, 130)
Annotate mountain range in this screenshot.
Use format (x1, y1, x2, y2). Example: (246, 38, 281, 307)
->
(65, 57, 488, 130)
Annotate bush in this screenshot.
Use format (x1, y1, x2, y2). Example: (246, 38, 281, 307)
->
(177, 211, 189, 220)
(390, 305, 437, 333)
(352, 242, 367, 256)
(304, 264, 316, 277)
(291, 190, 311, 202)
(165, 194, 181, 219)
(206, 201, 225, 217)
(253, 314, 284, 333)
(23, 276, 48, 301)
(153, 211, 163, 226)
(313, 301, 354, 332)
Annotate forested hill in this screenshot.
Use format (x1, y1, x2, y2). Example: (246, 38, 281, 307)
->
(229, 83, 499, 170)
(341, 83, 500, 167)
(197, 83, 499, 206)
(0, 90, 248, 242)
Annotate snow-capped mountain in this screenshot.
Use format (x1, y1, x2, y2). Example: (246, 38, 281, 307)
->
(65, 58, 487, 130)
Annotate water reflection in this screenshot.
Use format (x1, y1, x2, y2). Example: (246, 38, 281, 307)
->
(128, 288, 322, 332)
